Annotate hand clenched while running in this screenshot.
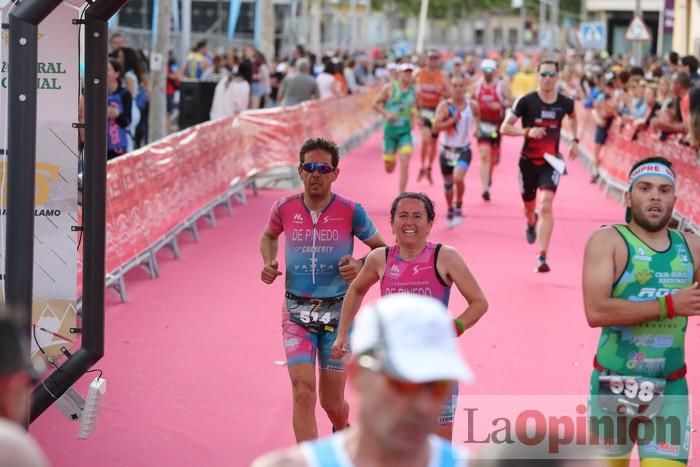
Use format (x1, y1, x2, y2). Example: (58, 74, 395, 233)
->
(338, 255, 362, 283)
(261, 260, 283, 284)
(671, 282, 700, 316)
(330, 334, 349, 360)
(569, 142, 579, 160)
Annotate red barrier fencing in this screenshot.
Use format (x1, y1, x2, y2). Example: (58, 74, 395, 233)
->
(78, 88, 380, 298)
(575, 102, 699, 230)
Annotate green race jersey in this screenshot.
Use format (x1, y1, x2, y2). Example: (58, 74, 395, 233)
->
(384, 82, 415, 137)
(595, 225, 695, 378)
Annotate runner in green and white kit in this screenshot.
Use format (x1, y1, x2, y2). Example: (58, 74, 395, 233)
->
(582, 157, 700, 467)
(373, 63, 416, 194)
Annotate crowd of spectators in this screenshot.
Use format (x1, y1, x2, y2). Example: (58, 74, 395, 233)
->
(104, 30, 700, 170)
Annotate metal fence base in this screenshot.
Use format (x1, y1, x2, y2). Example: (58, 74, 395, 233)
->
(106, 273, 128, 303)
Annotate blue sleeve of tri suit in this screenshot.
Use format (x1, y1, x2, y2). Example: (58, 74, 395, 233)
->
(352, 203, 377, 241)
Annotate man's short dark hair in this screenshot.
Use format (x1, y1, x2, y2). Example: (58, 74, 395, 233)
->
(669, 51, 679, 65)
(390, 192, 436, 223)
(673, 71, 692, 89)
(537, 60, 559, 73)
(629, 156, 674, 178)
(299, 138, 340, 167)
(681, 55, 699, 73)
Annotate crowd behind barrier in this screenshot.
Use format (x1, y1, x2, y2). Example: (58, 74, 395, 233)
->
(568, 101, 700, 234)
(77, 87, 381, 301)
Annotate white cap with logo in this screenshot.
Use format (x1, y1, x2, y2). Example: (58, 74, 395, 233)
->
(480, 59, 497, 72)
(351, 294, 474, 383)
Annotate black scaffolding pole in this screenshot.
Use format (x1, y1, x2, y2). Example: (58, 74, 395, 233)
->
(30, 0, 127, 422)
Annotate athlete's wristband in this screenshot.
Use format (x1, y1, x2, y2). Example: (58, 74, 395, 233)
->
(658, 296, 668, 320)
(454, 318, 466, 337)
(665, 295, 676, 319)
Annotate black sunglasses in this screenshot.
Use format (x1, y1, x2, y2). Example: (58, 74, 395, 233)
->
(300, 162, 335, 174)
(539, 71, 557, 78)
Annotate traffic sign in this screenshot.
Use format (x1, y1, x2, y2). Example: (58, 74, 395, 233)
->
(625, 14, 652, 41)
(580, 22, 606, 49)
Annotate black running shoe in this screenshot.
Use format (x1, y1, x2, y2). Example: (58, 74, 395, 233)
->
(482, 191, 491, 202)
(535, 255, 550, 273)
(526, 213, 538, 244)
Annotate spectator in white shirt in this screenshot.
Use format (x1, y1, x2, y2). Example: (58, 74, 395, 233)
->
(210, 60, 252, 120)
(316, 62, 341, 100)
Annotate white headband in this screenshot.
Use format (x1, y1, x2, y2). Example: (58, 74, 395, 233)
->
(628, 163, 676, 190)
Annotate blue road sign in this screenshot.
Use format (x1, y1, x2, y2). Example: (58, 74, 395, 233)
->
(580, 22, 606, 50)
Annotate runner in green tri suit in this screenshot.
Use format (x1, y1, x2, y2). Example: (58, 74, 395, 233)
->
(583, 156, 700, 467)
(373, 62, 416, 194)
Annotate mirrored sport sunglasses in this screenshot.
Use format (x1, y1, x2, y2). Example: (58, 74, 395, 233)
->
(300, 162, 335, 174)
(357, 354, 454, 399)
(539, 71, 557, 78)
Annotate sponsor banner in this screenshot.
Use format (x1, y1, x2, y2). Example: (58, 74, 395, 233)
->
(0, 1, 83, 361)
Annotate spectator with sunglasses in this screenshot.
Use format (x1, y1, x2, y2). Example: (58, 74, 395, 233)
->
(259, 138, 386, 443)
(331, 192, 488, 441)
(253, 293, 471, 466)
(0, 310, 49, 467)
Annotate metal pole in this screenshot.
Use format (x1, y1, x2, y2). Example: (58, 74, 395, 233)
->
(350, 0, 357, 50)
(30, 0, 126, 422)
(552, 0, 559, 48)
(181, 0, 192, 69)
(416, 0, 429, 53)
(6, 0, 62, 376)
(290, 0, 298, 49)
(150, 0, 172, 142)
(301, 0, 309, 47)
(634, 0, 642, 65)
(539, 0, 545, 47)
(656, 2, 664, 57)
(518, 1, 525, 49)
(310, 0, 321, 54)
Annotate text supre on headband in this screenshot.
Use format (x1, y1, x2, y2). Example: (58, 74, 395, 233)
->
(628, 163, 676, 190)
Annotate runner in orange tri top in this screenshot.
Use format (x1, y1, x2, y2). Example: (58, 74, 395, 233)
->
(414, 50, 449, 185)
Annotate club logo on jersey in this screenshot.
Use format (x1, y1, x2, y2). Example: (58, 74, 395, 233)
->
(541, 110, 557, 120)
(635, 269, 653, 284)
(389, 264, 401, 275)
(293, 213, 304, 224)
(633, 248, 652, 262)
(412, 265, 433, 275)
(322, 216, 343, 224)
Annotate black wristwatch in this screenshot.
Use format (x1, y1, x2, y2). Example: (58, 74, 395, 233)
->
(572, 138, 580, 144)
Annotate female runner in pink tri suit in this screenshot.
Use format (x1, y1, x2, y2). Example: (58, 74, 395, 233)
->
(331, 192, 488, 441)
